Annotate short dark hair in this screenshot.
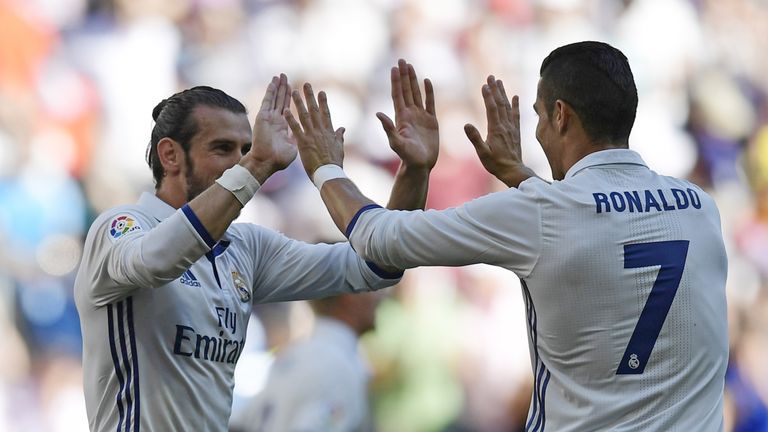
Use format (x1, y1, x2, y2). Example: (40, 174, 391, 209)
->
(146, 86, 247, 187)
(539, 41, 638, 145)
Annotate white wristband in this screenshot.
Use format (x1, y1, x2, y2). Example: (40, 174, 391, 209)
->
(215, 164, 261, 207)
(312, 164, 347, 190)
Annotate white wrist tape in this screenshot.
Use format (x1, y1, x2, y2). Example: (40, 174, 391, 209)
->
(312, 164, 347, 190)
(215, 164, 261, 207)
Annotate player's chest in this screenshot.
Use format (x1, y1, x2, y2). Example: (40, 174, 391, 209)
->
(155, 243, 253, 337)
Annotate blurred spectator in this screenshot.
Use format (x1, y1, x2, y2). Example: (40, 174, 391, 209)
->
(230, 289, 387, 432)
(724, 304, 768, 432)
(363, 269, 464, 432)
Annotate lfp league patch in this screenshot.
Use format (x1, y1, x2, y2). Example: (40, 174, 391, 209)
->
(108, 214, 142, 241)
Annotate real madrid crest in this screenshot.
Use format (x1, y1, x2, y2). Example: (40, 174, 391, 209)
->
(232, 271, 251, 302)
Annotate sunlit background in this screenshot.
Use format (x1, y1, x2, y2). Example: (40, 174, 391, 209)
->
(1, 0, 768, 430)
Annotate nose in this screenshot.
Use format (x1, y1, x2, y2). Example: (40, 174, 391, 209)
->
(228, 151, 242, 166)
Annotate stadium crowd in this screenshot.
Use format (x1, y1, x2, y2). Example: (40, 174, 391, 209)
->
(1, 0, 767, 430)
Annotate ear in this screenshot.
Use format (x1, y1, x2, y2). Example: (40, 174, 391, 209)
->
(553, 99, 571, 135)
(157, 137, 184, 177)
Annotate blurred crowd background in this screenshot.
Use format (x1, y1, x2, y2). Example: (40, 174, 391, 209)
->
(1, 0, 768, 430)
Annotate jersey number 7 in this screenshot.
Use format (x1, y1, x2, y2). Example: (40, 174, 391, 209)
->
(616, 240, 689, 375)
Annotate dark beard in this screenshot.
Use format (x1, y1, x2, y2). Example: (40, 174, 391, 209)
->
(185, 152, 208, 202)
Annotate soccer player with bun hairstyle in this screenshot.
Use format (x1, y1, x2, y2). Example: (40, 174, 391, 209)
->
(75, 68, 438, 431)
(289, 42, 728, 431)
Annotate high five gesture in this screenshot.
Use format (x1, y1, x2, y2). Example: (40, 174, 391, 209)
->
(241, 74, 299, 184)
(464, 76, 536, 187)
(285, 61, 440, 233)
(378, 59, 439, 173)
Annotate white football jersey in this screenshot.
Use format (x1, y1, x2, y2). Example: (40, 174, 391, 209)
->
(74, 192, 400, 432)
(348, 149, 728, 431)
(230, 317, 370, 432)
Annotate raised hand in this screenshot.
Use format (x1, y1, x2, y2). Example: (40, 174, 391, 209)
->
(284, 83, 345, 179)
(377, 59, 439, 171)
(464, 76, 535, 188)
(243, 74, 298, 181)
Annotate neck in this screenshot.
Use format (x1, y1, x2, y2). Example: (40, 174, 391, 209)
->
(155, 183, 186, 209)
(561, 137, 627, 178)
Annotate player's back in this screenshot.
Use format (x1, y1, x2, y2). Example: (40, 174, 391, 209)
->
(520, 150, 728, 431)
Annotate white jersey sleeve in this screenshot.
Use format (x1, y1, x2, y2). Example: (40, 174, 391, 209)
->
(241, 226, 402, 304)
(80, 205, 212, 306)
(348, 181, 544, 277)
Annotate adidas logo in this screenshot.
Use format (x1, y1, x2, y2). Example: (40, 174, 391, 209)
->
(180, 270, 201, 287)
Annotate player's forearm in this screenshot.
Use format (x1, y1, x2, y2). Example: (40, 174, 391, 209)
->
(386, 164, 431, 210)
(319, 179, 377, 235)
(185, 185, 243, 241)
(186, 159, 274, 241)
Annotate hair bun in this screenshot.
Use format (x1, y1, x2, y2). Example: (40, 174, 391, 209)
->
(152, 99, 168, 121)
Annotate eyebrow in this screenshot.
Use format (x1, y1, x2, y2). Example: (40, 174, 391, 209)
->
(207, 139, 238, 148)
(207, 139, 251, 156)
(208, 138, 234, 146)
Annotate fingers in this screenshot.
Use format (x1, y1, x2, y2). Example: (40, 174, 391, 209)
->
(494, 78, 520, 134)
(376, 112, 397, 143)
(482, 83, 500, 130)
(390, 66, 405, 113)
(275, 73, 289, 111)
(510, 94, 520, 130)
(424, 78, 435, 115)
(464, 123, 488, 155)
(398, 59, 415, 106)
(287, 84, 338, 135)
(260, 76, 279, 112)
(487, 75, 510, 122)
(284, 108, 314, 173)
(302, 83, 325, 130)
(318, 91, 334, 130)
(408, 64, 423, 108)
(291, 88, 312, 132)
(282, 75, 291, 113)
(283, 108, 303, 139)
(498, 79, 511, 111)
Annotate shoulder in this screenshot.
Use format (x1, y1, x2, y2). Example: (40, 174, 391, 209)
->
(463, 177, 548, 214)
(519, 176, 551, 193)
(464, 177, 548, 208)
(87, 204, 155, 245)
(226, 222, 289, 251)
(657, 175, 720, 209)
(513, 177, 564, 204)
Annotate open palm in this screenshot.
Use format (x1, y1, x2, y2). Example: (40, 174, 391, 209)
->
(378, 60, 439, 170)
(249, 74, 298, 173)
(464, 76, 536, 188)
